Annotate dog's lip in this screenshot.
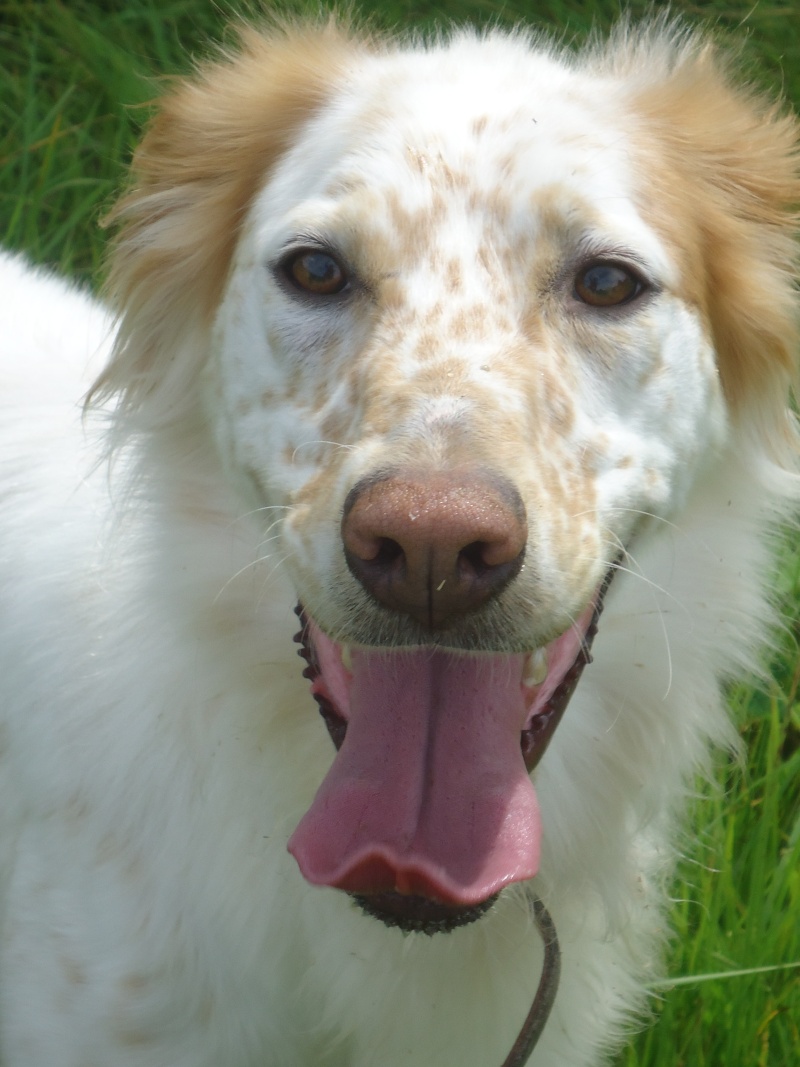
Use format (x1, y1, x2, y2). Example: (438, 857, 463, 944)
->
(352, 889, 500, 934)
(520, 568, 610, 771)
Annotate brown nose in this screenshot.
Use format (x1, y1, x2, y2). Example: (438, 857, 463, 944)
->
(341, 468, 527, 629)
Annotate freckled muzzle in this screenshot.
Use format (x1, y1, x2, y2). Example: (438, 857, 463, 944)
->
(287, 456, 612, 922)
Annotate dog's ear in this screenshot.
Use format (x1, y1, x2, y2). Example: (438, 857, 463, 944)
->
(91, 18, 363, 430)
(619, 25, 800, 468)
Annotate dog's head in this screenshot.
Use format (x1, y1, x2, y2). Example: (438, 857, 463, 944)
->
(96, 18, 799, 932)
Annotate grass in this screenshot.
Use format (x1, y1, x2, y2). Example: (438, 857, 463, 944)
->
(1, 0, 799, 1063)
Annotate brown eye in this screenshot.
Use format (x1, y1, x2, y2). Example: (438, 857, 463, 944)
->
(283, 249, 348, 296)
(574, 262, 644, 308)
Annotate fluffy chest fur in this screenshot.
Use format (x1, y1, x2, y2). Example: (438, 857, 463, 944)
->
(0, 16, 797, 1067)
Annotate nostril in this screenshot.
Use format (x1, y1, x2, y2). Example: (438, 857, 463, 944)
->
(458, 541, 492, 575)
(374, 538, 404, 567)
(351, 538, 405, 584)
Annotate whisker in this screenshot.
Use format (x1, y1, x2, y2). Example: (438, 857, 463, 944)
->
(225, 504, 292, 533)
(256, 553, 293, 607)
(290, 440, 355, 465)
(571, 506, 684, 534)
(259, 516, 286, 542)
(213, 548, 281, 603)
(573, 546, 677, 699)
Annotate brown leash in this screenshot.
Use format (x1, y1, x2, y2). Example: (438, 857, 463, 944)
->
(500, 897, 561, 1067)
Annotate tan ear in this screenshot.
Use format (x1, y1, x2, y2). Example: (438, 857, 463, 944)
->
(91, 18, 366, 428)
(617, 25, 800, 466)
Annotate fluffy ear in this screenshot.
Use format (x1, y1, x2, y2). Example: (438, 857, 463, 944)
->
(613, 24, 800, 469)
(91, 18, 365, 430)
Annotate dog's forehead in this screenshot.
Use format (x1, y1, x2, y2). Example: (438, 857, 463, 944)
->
(252, 37, 670, 276)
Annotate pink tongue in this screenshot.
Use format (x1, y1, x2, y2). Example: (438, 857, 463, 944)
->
(288, 644, 540, 905)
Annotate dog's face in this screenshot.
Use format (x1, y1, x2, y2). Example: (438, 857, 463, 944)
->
(205, 39, 728, 928)
(213, 42, 726, 633)
(102, 24, 798, 936)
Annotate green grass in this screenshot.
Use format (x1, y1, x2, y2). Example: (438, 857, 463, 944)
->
(2, 1, 799, 1063)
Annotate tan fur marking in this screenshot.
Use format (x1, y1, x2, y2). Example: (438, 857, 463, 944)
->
(96, 832, 122, 863)
(93, 20, 370, 419)
(65, 791, 90, 823)
(119, 973, 149, 994)
(404, 145, 428, 173)
(621, 35, 800, 458)
(115, 1025, 151, 1048)
(471, 115, 489, 138)
(426, 301, 445, 324)
(448, 306, 490, 342)
(62, 957, 87, 987)
(413, 330, 438, 359)
(445, 258, 462, 293)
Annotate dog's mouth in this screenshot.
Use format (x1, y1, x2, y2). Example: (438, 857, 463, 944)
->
(288, 569, 612, 934)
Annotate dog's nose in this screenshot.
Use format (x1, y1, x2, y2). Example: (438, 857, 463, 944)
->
(341, 468, 527, 629)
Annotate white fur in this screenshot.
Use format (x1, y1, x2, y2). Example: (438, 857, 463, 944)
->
(0, 21, 797, 1067)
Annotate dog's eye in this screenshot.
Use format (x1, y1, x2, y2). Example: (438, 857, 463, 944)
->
(282, 249, 348, 296)
(574, 262, 644, 308)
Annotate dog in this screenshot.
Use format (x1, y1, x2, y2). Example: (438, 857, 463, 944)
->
(1, 14, 798, 1066)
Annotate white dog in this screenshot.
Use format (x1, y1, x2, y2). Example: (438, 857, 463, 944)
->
(1, 16, 798, 1066)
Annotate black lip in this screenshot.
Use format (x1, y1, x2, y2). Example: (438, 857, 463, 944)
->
(293, 604, 346, 749)
(353, 890, 499, 935)
(520, 563, 613, 773)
